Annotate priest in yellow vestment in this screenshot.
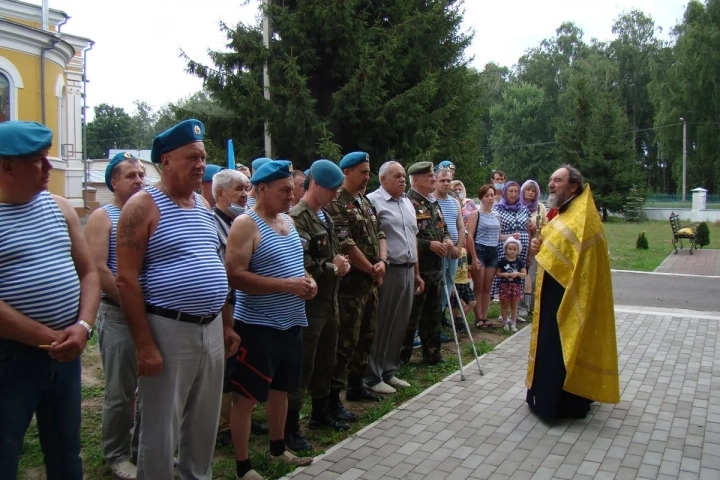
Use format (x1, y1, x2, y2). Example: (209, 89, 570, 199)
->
(526, 165, 620, 420)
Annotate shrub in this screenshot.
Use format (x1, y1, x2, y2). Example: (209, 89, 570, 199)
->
(623, 186, 647, 223)
(696, 222, 710, 248)
(636, 232, 649, 249)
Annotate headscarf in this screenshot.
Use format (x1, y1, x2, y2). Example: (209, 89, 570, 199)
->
(520, 180, 541, 213)
(497, 181, 522, 212)
(450, 180, 468, 202)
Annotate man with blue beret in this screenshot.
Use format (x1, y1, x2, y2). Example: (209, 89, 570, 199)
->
(325, 151, 388, 422)
(201, 163, 225, 209)
(285, 160, 351, 451)
(226, 160, 315, 478)
(0, 121, 100, 479)
(246, 157, 273, 208)
(116, 118, 240, 480)
(85, 151, 146, 479)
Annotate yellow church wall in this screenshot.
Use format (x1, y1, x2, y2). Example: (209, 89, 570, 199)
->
(48, 168, 64, 196)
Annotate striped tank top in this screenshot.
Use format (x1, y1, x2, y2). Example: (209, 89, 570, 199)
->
(102, 204, 121, 275)
(0, 191, 80, 329)
(234, 209, 307, 330)
(437, 196, 459, 244)
(246, 195, 256, 209)
(141, 186, 228, 316)
(475, 210, 501, 247)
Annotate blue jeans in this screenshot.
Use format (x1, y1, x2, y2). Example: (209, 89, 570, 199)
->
(0, 340, 82, 480)
(440, 257, 459, 312)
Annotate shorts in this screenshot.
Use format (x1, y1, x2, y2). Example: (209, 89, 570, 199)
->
(499, 282, 523, 300)
(228, 322, 303, 403)
(475, 244, 499, 268)
(451, 282, 476, 308)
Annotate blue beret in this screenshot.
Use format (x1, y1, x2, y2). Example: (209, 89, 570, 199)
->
(105, 151, 138, 192)
(339, 151, 369, 170)
(434, 160, 456, 172)
(251, 160, 293, 185)
(151, 119, 205, 164)
(251, 157, 273, 173)
(310, 160, 344, 189)
(203, 164, 225, 183)
(0, 121, 53, 157)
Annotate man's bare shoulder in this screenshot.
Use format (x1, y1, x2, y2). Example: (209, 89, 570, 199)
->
(85, 206, 111, 231)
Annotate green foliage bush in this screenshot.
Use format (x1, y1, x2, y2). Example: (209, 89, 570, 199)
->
(696, 222, 710, 248)
(636, 231, 649, 249)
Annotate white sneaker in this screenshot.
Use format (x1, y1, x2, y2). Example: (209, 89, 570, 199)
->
(516, 315, 527, 322)
(237, 470, 264, 480)
(511, 324, 518, 333)
(366, 381, 396, 394)
(109, 461, 137, 479)
(386, 376, 411, 388)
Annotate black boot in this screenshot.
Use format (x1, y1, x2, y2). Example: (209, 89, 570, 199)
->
(326, 389, 357, 422)
(309, 397, 349, 430)
(284, 409, 311, 452)
(251, 419, 269, 435)
(346, 385, 382, 402)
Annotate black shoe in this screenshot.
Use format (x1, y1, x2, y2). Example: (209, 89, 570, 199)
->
(326, 389, 358, 422)
(251, 419, 268, 435)
(216, 429, 232, 447)
(424, 356, 447, 366)
(284, 409, 312, 452)
(454, 318, 467, 334)
(346, 386, 382, 402)
(308, 398, 350, 431)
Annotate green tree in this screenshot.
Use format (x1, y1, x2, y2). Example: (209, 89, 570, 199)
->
(182, 0, 481, 176)
(86, 104, 140, 158)
(556, 55, 638, 219)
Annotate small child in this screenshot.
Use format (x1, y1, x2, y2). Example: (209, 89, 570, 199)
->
(496, 237, 527, 332)
(451, 247, 477, 332)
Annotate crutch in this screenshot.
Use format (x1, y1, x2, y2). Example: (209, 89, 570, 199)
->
(453, 285, 484, 376)
(441, 278, 466, 381)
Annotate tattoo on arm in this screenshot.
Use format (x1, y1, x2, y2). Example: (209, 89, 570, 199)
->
(117, 205, 145, 250)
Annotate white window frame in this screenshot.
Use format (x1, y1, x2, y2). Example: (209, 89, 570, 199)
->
(0, 56, 24, 121)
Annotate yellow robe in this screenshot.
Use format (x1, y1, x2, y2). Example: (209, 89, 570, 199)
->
(526, 185, 620, 404)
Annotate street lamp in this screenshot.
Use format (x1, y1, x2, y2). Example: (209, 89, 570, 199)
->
(262, 0, 272, 158)
(680, 117, 687, 201)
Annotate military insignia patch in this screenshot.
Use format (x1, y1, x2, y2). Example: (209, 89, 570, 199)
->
(124, 152, 132, 159)
(288, 163, 294, 172)
(300, 237, 307, 247)
(193, 125, 201, 135)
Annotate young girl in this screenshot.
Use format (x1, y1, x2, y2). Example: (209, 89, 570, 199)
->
(496, 237, 527, 332)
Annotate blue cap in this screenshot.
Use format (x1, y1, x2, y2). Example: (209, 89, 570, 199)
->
(434, 160, 455, 172)
(251, 157, 273, 173)
(151, 119, 205, 164)
(310, 160, 344, 189)
(0, 121, 53, 157)
(106, 151, 138, 192)
(251, 160, 293, 185)
(203, 164, 225, 183)
(339, 151, 369, 170)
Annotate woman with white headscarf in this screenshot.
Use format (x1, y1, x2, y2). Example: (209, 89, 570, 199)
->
(520, 179, 547, 314)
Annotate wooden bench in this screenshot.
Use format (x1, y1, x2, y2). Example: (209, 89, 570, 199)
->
(669, 212, 697, 255)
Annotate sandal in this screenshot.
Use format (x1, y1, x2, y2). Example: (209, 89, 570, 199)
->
(475, 319, 489, 329)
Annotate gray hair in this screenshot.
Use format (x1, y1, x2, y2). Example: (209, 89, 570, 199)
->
(212, 169, 249, 200)
(561, 164, 585, 194)
(378, 160, 400, 179)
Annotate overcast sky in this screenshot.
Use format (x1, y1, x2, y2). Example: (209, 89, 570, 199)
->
(45, 0, 689, 121)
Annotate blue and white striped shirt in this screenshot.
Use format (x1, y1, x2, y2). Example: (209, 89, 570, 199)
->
(0, 191, 80, 329)
(102, 204, 121, 276)
(141, 186, 228, 316)
(234, 209, 307, 329)
(246, 195, 256, 209)
(437, 196, 460, 244)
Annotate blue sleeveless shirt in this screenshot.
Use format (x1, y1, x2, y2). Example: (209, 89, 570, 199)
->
(141, 186, 228, 316)
(234, 209, 307, 330)
(437, 196, 460, 244)
(0, 191, 80, 329)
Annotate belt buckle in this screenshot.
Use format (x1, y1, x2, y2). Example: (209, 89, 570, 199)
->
(199, 314, 212, 324)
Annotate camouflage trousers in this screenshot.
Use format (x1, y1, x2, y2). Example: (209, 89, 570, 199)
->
(288, 307, 339, 410)
(330, 273, 378, 390)
(400, 270, 443, 364)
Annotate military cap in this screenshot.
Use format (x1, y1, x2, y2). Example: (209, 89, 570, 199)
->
(339, 151, 369, 170)
(0, 121, 53, 157)
(203, 164, 225, 183)
(151, 119, 205, 164)
(407, 161, 434, 176)
(310, 160, 344, 190)
(106, 151, 138, 192)
(251, 157, 273, 174)
(434, 160, 455, 172)
(251, 160, 293, 185)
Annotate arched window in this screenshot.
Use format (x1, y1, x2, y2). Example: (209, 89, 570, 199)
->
(0, 73, 9, 124)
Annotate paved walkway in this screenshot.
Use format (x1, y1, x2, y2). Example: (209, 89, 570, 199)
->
(284, 307, 720, 480)
(655, 249, 720, 276)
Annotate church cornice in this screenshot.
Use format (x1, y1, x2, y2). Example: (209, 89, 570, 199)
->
(0, 18, 74, 67)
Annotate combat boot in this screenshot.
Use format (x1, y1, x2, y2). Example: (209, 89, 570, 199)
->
(346, 373, 382, 402)
(326, 389, 357, 422)
(309, 398, 350, 430)
(284, 409, 311, 452)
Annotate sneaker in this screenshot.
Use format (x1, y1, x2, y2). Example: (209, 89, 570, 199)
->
(277, 450, 313, 466)
(237, 470, 263, 480)
(366, 381, 396, 395)
(516, 315, 527, 323)
(412, 333, 421, 348)
(511, 325, 518, 333)
(109, 461, 137, 479)
(386, 376, 411, 388)
(439, 332, 452, 343)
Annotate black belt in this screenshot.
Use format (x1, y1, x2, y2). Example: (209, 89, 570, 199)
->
(145, 305, 219, 325)
(389, 262, 416, 268)
(101, 297, 120, 307)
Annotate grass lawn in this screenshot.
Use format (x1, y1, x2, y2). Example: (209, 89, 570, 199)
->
(603, 218, 720, 271)
(18, 305, 523, 480)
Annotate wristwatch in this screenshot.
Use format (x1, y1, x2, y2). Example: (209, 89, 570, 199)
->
(380, 259, 389, 267)
(332, 263, 339, 275)
(77, 320, 94, 339)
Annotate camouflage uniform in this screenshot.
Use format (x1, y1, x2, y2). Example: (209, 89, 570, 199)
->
(326, 188, 386, 390)
(287, 200, 341, 410)
(400, 188, 451, 364)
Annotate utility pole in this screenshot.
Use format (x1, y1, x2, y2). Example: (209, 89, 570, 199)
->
(262, 0, 272, 158)
(680, 117, 687, 201)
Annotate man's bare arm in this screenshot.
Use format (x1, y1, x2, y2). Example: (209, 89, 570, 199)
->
(0, 300, 60, 346)
(84, 208, 120, 303)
